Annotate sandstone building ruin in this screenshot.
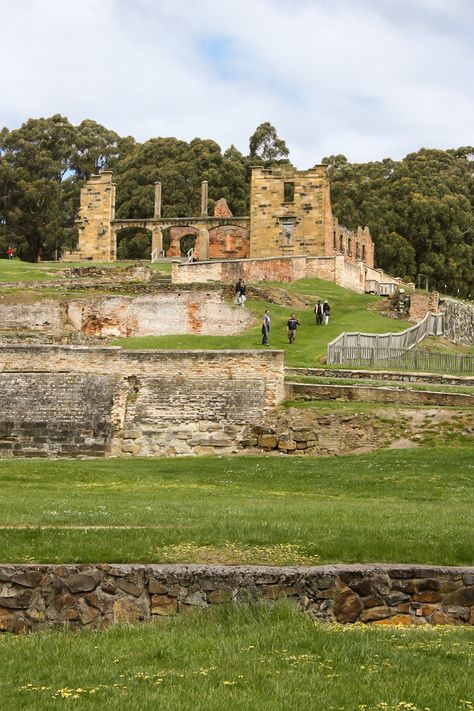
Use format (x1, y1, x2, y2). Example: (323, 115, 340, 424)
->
(64, 165, 374, 270)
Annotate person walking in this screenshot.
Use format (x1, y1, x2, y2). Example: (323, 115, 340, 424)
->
(323, 300, 331, 325)
(234, 278, 247, 306)
(261, 310, 270, 346)
(7, 246, 13, 260)
(287, 313, 300, 343)
(314, 300, 323, 325)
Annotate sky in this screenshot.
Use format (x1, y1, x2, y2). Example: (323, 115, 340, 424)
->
(1, 0, 473, 167)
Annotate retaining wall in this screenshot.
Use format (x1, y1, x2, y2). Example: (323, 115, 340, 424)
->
(285, 382, 473, 407)
(172, 256, 401, 294)
(0, 291, 253, 338)
(441, 298, 474, 346)
(285, 367, 474, 386)
(1, 564, 473, 633)
(0, 346, 285, 457)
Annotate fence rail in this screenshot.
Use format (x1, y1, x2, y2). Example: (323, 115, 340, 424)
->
(328, 311, 444, 364)
(325, 348, 474, 375)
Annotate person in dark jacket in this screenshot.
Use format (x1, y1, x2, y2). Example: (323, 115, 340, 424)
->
(287, 314, 300, 343)
(314, 300, 323, 325)
(323, 300, 331, 325)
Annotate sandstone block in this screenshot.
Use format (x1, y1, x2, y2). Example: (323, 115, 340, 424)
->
(334, 588, 363, 623)
(148, 580, 169, 595)
(151, 595, 177, 616)
(113, 597, 148, 624)
(208, 589, 233, 604)
(257, 434, 278, 449)
(66, 573, 101, 594)
(360, 606, 391, 622)
(442, 586, 474, 607)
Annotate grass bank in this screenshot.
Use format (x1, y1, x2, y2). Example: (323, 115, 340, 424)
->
(0, 603, 473, 711)
(0, 447, 472, 565)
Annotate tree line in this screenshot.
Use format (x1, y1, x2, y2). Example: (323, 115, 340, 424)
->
(0, 115, 472, 296)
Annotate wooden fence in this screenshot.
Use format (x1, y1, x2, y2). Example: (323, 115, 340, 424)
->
(326, 347, 474, 375)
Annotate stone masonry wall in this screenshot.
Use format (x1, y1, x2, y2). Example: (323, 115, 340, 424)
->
(0, 347, 285, 457)
(285, 382, 473, 408)
(440, 298, 474, 346)
(172, 255, 395, 294)
(0, 291, 253, 339)
(1, 564, 473, 633)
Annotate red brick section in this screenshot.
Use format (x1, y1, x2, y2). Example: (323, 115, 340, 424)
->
(208, 226, 248, 259)
(214, 198, 233, 218)
(166, 227, 200, 258)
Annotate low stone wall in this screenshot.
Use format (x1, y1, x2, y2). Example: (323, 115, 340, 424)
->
(0, 346, 285, 457)
(0, 291, 253, 339)
(285, 367, 474, 387)
(1, 564, 473, 633)
(172, 256, 401, 294)
(441, 298, 474, 346)
(285, 382, 473, 408)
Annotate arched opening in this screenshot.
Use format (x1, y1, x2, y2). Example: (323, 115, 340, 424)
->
(165, 226, 200, 259)
(116, 227, 152, 259)
(179, 233, 197, 257)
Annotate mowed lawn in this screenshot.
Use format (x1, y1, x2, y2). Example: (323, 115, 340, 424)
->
(0, 447, 472, 565)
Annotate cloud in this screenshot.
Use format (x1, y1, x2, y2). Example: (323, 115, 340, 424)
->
(1, 0, 473, 166)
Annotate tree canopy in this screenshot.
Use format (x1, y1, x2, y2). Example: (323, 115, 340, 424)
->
(1, 114, 472, 297)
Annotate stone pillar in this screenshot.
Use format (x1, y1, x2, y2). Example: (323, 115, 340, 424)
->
(154, 182, 162, 219)
(151, 227, 163, 257)
(198, 228, 209, 260)
(69, 171, 116, 261)
(200, 181, 208, 217)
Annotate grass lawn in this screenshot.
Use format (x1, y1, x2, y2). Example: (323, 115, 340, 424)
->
(0, 258, 170, 283)
(0, 447, 472, 566)
(0, 602, 472, 711)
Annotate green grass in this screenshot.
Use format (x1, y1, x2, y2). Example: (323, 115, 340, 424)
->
(0, 603, 472, 711)
(0, 258, 168, 283)
(0, 447, 472, 565)
(112, 278, 410, 366)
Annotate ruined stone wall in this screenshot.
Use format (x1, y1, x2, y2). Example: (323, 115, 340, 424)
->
(285, 382, 473, 408)
(440, 298, 474, 346)
(208, 225, 248, 259)
(408, 292, 440, 323)
(63, 172, 116, 261)
(0, 347, 285, 457)
(1, 563, 473, 632)
(173, 255, 374, 294)
(249, 165, 331, 258)
(0, 292, 253, 339)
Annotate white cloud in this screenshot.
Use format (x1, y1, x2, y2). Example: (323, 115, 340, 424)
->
(1, 0, 473, 166)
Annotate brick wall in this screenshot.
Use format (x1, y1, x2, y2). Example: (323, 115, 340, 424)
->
(173, 255, 379, 294)
(1, 564, 473, 632)
(0, 347, 285, 457)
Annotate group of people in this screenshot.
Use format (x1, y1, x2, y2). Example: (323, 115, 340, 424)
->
(314, 299, 331, 325)
(234, 278, 331, 347)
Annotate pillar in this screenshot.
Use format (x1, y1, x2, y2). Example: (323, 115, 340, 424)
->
(200, 180, 208, 217)
(154, 182, 162, 218)
(198, 227, 209, 260)
(151, 227, 163, 258)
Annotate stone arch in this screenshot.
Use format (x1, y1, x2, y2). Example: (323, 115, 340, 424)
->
(115, 226, 152, 259)
(166, 226, 200, 258)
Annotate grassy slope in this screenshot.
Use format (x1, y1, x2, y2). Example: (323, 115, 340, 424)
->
(112, 277, 410, 365)
(0, 447, 472, 565)
(0, 603, 473, 711)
